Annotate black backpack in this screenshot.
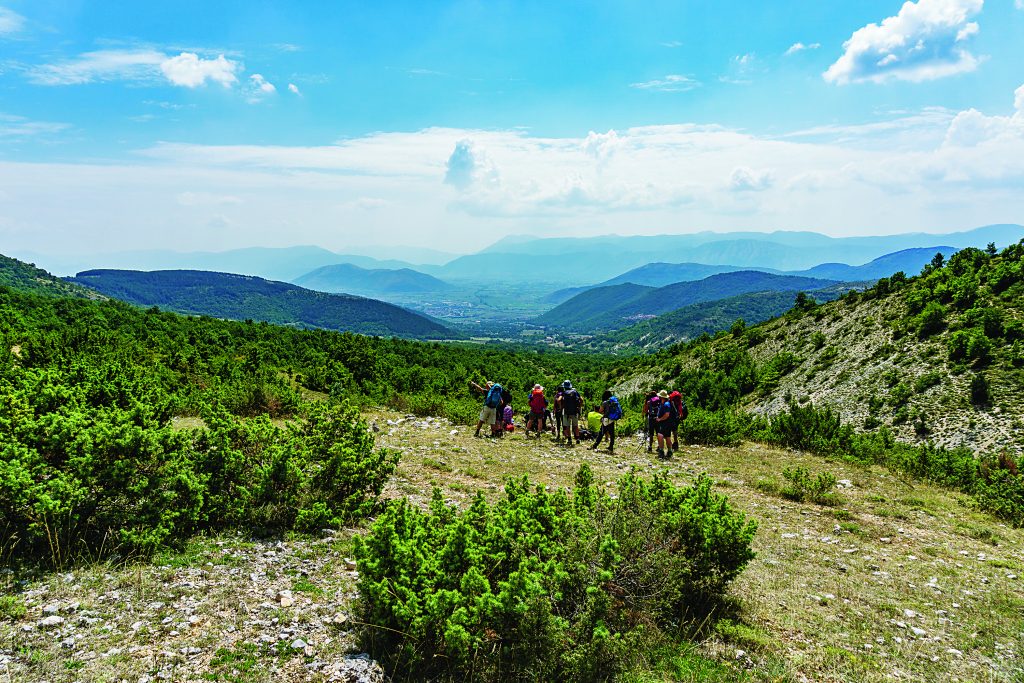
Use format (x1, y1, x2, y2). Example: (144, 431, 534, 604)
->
(562, 389, 581, 414)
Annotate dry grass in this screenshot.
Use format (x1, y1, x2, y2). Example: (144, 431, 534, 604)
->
(371, 410, 1024, 682)
(2, 409, 1021, 682)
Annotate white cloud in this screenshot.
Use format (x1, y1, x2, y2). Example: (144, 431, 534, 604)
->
(444, 139, 499, 190)
(629, 74, 700, 92)
(720, 53, 760, 84)
(28, 49, 240, 88)
(729, 166, 774, 191)
(824, 0, 983, 85)
(1017, 0, 1023, 8)
(5, 86, 1024, 257)
(785, 42, 821, 56)
(661, 40, 683, 48)
(0, 113, 70, 139)
(339, 197, 388, 210)
(245, 73, 276, 103)
(943, 82, 1024, 146)
(160, 52, 239, 88)
(176, 191, 243, 207)
(0, 6, 26, 35)
(288, 83, 301, 95)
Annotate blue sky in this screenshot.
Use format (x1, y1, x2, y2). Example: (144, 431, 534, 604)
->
(1, 0, 1023, 260)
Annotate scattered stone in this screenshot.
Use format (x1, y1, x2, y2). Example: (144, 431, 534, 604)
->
(278, 590, 294, 608)
(39, 615, 64, 628)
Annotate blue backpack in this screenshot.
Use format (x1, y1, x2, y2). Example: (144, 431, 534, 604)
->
(606, 397, 623, 421)
(485, 384, 503, 408)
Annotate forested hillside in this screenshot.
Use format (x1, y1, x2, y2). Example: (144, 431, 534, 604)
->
(614, 243, 1024, 455)
(0, 254, 101, 299)
(67, 268, 453, 339)
(576, 285, 857, 354)
(539, 271, 840, 332)
(293, 262, 453, 296)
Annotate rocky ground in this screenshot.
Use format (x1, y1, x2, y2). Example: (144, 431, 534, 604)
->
(1, 410, 1022, 682)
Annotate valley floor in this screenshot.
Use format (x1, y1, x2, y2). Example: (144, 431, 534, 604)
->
(2, 411, 1022, 682)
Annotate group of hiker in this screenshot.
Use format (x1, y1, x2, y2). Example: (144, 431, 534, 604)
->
(470, 379, 685, 458)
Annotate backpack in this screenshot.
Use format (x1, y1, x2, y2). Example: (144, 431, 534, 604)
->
(529, 391, 546, 413)
(561, 389, 580, 414)
(659, 399, 678, 420)
(485, 384, 503, 408)
(606, 396, 623, 421)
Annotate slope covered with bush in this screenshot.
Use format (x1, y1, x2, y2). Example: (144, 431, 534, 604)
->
(68, 268, 453, 339)
(539, 271, 839, 332)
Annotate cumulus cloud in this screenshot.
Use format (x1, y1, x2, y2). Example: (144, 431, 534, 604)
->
(729, 166, 775, 191)
(29, 49, 240, 88)
(443, 140, 498, 190)
(824, 0, 983, 85)
(943, 82, 1024, 146)
(288, 83, 301, 95)
(629, 74, 700, 92)
(582, 129, 622, 160)
(0, 6, 25, 35)
(160, 52, 239, 88)
(785, 42, 821, 56)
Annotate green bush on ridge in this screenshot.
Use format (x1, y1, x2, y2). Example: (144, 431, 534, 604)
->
(353, 464, 757, 681)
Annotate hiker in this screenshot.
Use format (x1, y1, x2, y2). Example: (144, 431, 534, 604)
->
(668, 390, 686, 451)
(502, 402, 515, 432)
(553, 387, 564, 442)
(526, 384, 547, 438)
(469, 379, 504, 437)
(560, 380, 582, 446)
(643, 391, 659, 453)
(654, 389, 678, 458)
(591, 390, 622, 452)
(586, 404, 602, 435)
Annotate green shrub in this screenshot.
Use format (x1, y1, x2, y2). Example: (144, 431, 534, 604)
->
(678, 408, 749, 447)
(780, 466, 839, 506)
(353, 465, 757, 681)
(970, 373, 991, 406)
(913, 371, 943, 393)
(915, 301, 946, 338)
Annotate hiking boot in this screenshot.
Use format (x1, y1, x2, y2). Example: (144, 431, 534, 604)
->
(657, 448, 666, 459)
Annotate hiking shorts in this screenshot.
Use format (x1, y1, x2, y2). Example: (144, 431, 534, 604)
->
(479, 405, 497, 425)
(656, 420, 674, 437)
(528, 411, 544, 423)
(562, 412, 579, 431)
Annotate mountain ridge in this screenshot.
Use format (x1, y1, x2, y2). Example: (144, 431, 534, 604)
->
(67, 268, 455, 339)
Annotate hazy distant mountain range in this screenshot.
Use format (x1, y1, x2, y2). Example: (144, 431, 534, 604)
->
(544, 245, 958, 302)
(20, 224, 1021, 289)
(294, 263, 454, 297)
(447, 225, 1019, 284)
(535, 271, 842, 332)
(67, 269, 454, 339)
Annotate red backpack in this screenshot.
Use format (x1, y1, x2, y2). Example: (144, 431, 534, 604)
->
(529, 391, 546, 413)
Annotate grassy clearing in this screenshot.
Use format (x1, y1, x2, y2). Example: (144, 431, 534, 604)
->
(371, 410, 1024, 682)
(2, 410, 1021, 682)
